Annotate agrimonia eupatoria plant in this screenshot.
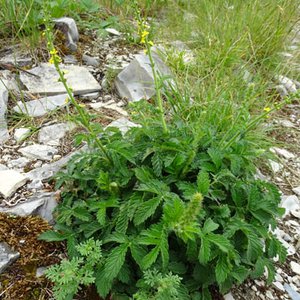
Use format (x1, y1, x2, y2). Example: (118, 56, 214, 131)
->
(39, 6, 288, 300)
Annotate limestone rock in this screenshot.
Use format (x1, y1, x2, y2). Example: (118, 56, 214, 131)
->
(0, 70, 19, 90)
(54, 17, 79, 52)
(14, 127, 31, 142)
(0, 170, 28, 198)
(20, 63, 101, 96)
(107, 117, 141, 135)
(0, 242, 20, 274)
(284, 283, 300, 300)
(293, 186, 300, 197)
(105, 28, 121, 36)
(38, 122, 76, 146)
(19, 144, 58, 161)
(224, 292, 235, 300)
(13, 94, 68, 117)
(275, 75, 297, 94)
(115, 53, 172, 102)
(280, 195, 300, 217)
(7, 157, 30, 169)
(291, 261, 300, 275)
(82, 54, 99, 67)
(271, 147, 295, 159)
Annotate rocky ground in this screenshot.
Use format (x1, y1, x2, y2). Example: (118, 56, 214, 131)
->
(0, 17, 299, 300)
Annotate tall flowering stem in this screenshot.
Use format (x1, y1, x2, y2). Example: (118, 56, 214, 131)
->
(43, 20, 112, 164)
(134, 3, 168, 134)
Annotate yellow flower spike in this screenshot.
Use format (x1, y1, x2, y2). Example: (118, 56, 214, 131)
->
(263, 107, 271, 113)
(65, 97, 70, 104)
(148, 41, 154, 47)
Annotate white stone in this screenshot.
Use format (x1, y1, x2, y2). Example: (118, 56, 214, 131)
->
(224, 292, 235, 300)
(82, 54, 99, 67)
(266, 290, 274, 299)
(271, 147, 295, 159)
(291, 262, 300, 275)
(20, 63, 101, 96)
(14, 127, 31, 142)
(7, 157, 30, 169)
(276, 75, 297, 94)
(115, 53, 172, 102)
(0, 198, 44, 216)
(36, 266, 47, 277)
(0, 70, 19, 90)
(291, 209, 300, 219)
(269, 160, 283, 173)
(106, 117, 141, 135)
(0, 242, 20, 273)
(275, 273, 284, 282)
(54, 17, 79, 51)
(81, 92, 100, 100)
(90, 102, 128, 116)
(18, 144, 58, 161)
(13, 94, 68, 117)
(105, 28, 121, 36)
(275, 85, 289, 98)
(0, 164, 8, 171)
(280, 195, 300, 217)
(284, 283, 300, 300)
(277, 119, 295, 128)
(0, 170, 28, 198)
(38, 122, 76, 146)
(273, 281, 285, 292)
(293, 187, 300, 197)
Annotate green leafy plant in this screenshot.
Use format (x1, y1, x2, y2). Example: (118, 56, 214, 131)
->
(39, 3, 289, 299)
(43, 238, 103, 300)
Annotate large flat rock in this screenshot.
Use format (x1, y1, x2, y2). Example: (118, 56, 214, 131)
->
(38, 122, 76, 146)
(115, 53, 172, 102)
(13, 94, 68, 117)
(0, 170, 28, 198)
(18, 144, 58, 161)
(20, 63, 101, 96)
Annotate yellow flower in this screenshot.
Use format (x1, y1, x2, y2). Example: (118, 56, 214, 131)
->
(65, 97, 70, 104)
(263, 107, 271, 113)
(79, 103, 86, 108)
(50, 48, 58, 55)
(140, 30, 149, 44)
(148, 41, 154, 47)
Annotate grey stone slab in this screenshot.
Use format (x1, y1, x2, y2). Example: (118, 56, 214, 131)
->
(20, 63, 101, 96)
(106, 117, 141, 135)
(0, 70, 19, 90)
(38, 122, 76, 146)
(18, 144, 58, 161)
(27, 145, 88, 183)
(13, 94, 68, 117)
(14, 127, 31, 142)
(284, 283, 300, 300)
(54, 17, 79, 52)
(0, 242, 20, 274)
(0, 191, 57, 222)
(115, 53, 172, 102)
(0, 170, 28, 198)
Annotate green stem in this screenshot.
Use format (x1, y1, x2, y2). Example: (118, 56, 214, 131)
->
(146, 43, 168, 134)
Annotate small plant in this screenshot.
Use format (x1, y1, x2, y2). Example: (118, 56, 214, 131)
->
(43, 238, 103, 300)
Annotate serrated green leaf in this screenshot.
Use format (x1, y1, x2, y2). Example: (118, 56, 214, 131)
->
(197, 170, 210, 195)
(215, 256, 230, 284)
(202, 218, 219, 234)
(152, 152, 163, 177)
(130, 243, 147, 268)
(104, 243, 129, 280)
(232, 266, 249, 284)
(95, 266, 113, 298)
(38, 230, 68, 242)
(207, 233, 232, 253)
(73, 207, 91, 221)
(198, 238, 211, 264)
(96, 208, 106, 226)
(104, 232, 128, 244)
(134, 197, 161, 226)
(142, 246, 160, 269)
(134, 167, 154, 183)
